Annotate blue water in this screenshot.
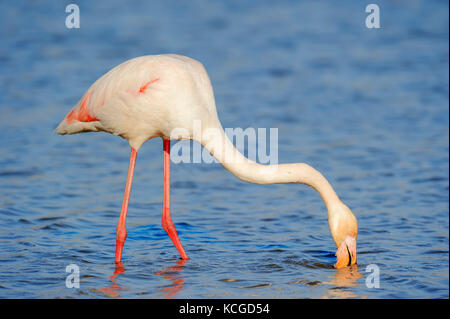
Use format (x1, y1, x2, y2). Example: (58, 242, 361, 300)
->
(0, 0, 448, 298)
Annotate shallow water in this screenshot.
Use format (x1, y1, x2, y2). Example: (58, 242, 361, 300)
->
(0, 0, 448, 298)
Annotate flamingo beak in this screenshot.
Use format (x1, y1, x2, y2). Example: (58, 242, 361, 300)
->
(334, 235, 357, 269)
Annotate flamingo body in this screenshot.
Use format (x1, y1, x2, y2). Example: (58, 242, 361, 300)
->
(57, 55, 219, 151)
(57, 54, 358, 268)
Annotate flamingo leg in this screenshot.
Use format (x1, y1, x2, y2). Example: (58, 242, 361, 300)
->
(115, 147, 137, 263)
(162, 139, 189, 260)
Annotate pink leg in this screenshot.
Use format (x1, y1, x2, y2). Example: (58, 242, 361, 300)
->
(115, 147, 137, 263)
(162, 139, 189, 260)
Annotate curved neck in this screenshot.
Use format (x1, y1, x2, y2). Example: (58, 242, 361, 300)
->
(197, 125, 341, 211)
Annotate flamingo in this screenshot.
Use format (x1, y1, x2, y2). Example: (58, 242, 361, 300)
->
(56, 54, 358, 268)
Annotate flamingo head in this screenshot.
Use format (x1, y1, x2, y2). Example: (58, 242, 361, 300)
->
(328, 201, 358, 269)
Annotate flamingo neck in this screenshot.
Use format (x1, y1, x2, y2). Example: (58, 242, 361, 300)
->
(197, 126, 341, 211)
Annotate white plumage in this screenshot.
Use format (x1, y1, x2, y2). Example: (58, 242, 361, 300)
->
(57, 54, 219, 150)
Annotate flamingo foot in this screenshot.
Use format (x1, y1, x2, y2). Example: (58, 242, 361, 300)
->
(162, 214, 189, 260)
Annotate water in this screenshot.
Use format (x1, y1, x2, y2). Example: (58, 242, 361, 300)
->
(0, 0, 448, 298)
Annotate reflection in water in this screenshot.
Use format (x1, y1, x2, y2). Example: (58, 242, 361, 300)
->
(323, 265, 365, 299)
(94, 259, 186, 298)
(95, 263, 126, 298)
(155, 259, 186, 299)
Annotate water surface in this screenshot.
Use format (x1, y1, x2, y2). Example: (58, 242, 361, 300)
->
(0, 0, 448, 298)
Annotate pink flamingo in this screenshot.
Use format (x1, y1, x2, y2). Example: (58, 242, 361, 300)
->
(56, 54, 358, 268)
